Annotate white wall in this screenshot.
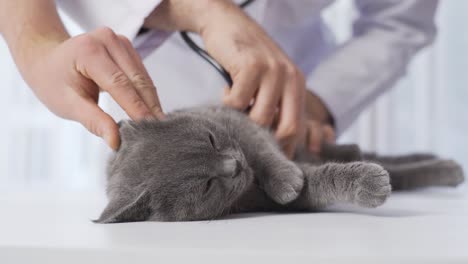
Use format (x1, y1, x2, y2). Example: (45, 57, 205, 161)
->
(0, 1, 466, 191)
(0, 14, 107, 191)
(324, 1, 468, 169)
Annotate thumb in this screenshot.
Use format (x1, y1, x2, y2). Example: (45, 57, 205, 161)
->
(223, 86, 231, 100)
(322, 124, 336, 144)
(75, 101, 121, 150)
(307, 120, 322, 154)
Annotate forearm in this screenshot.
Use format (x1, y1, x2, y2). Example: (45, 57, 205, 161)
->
(0, 0, 69, 78)
(143, 0, 239, 34)
(308, 0, 437, 135)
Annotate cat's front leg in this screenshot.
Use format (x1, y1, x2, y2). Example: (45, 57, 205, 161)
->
(235, 125, 305, 205)
(258, 156, 305, 205)
(240, 137, 304, 205)
(294, 162, 392, 209)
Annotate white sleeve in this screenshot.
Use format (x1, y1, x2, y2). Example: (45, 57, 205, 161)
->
(306, 0, 438, 135)
(56, 0, 171, 58)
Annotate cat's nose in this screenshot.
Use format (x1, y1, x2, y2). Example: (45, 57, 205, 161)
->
(222, 158, 242, 178)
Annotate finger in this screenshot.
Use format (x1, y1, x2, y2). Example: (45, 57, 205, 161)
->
(223, 70, 260, 111)
(90, 28, 163, 119)
(282, 140, 297, 160)
(248, 72, 283, 127)
(116, 34, 165, 119)
(74, 99, 120, 150)
(322, 124, 336, 143)
(223, 86, 230, 98)
(274, 77, 304, 150)
(307, 120, 323, 154)
(77, 43, 152, 121)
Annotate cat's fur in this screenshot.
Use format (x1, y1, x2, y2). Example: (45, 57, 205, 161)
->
(95, 106, 464, 223)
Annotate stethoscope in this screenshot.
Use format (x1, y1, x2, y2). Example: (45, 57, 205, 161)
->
(179, 0, 256, 87)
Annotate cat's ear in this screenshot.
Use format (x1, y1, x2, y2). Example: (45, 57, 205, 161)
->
(94, 190, 152, 224)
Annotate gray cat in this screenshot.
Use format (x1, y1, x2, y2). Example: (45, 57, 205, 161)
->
(95, 106, 464, 223)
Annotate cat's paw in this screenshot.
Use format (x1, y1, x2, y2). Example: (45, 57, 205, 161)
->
(264, 162, 304, 205)
(350, 163, 391, 208)
(432, 159, 465, 187)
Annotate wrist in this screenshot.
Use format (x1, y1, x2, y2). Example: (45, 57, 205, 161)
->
(0, 0, 69, 80)
(8, 27, 68, 82)
(144, 0, 239, 34)
(196, 0, 242, 34)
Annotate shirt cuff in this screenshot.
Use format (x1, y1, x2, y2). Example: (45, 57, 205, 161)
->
(57, 0, 171, 57)
(110, 0, 164, 41)
(133, 29, 173, 59)
(116, 0, 173, 57)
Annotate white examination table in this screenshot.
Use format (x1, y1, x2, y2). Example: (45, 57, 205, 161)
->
(0, 186, 467, 264)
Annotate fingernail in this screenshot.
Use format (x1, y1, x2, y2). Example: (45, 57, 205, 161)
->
(145, 115, 155, 121)
(103, 134, 113, 148)
(104, 134, 119, 150)
(153, 110, 166, 120)
(140, 112, 156, 121)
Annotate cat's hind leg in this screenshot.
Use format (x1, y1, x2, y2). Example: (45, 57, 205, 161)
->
(363, 153, 438, 165)
(387, 159, 464, 190)
(292, 162, 392, 210)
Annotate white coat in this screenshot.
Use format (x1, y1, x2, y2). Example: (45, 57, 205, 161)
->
(57, 0, 438, 135)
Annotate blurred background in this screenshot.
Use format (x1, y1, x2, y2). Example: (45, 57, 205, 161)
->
(0, 0, 466, 191)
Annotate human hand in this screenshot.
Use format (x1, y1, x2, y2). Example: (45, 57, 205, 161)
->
(302, 90, 336, 154)
(144, 0, 305, 158)
(201, 1, 306, 158)
(20, 27, 164, 150)
(303, 119, 335, 154)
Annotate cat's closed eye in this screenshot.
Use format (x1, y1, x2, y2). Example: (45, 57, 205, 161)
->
(204, 178, 215, 194)
(209, 132, 218, 150)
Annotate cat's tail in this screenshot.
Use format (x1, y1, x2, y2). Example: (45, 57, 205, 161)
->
(362, 152, 438, 165)
(298, 144, 465, 190)
(373, 158, 465, 190)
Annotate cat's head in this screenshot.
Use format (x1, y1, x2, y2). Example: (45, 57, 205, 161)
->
(95, 113, 253, 223)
